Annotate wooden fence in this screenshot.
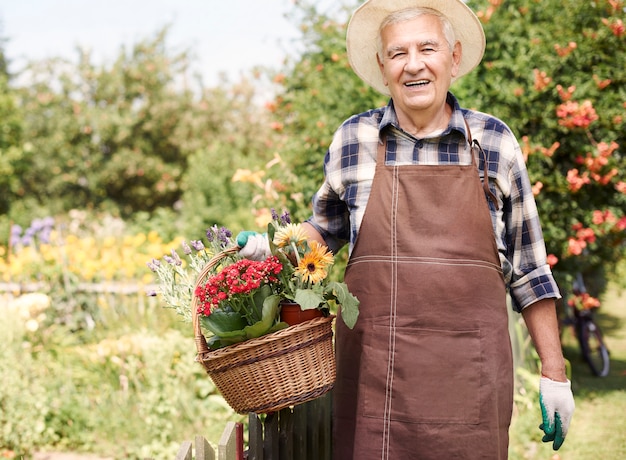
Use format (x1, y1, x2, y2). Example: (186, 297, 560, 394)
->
(168, 392, 333, 460)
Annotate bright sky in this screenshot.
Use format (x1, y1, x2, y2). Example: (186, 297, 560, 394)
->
(0, 0, 341, 86)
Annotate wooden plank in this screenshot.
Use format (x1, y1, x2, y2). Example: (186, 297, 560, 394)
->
(278, 408, 294, 460)
(263, 412, 279, 457)
(195, 435, 215, 460)
(292, 404, 307, 459)
(306, 399, 321, 459)
(174, 440, 193, 460)
(218, 421, 238, 460)
(247, 413, 264, 460)
(321, 393, 332, 459)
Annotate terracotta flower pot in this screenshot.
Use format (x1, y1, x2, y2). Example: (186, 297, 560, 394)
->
(279, 301, 323, 326)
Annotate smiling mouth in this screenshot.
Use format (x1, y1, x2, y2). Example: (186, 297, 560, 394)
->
(405, 80, 430, 88)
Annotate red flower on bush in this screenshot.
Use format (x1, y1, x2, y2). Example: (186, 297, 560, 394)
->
(556, 100, 598, 129)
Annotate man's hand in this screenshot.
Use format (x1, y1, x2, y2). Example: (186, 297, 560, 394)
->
(236, 231, 270, 261)
(539, 376, 575, 450)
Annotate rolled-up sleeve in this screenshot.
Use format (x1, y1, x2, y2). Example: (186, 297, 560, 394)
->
(503, 134, 561, 312)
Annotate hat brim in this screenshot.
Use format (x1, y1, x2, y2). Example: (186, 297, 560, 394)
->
(347, 0, 485, 95)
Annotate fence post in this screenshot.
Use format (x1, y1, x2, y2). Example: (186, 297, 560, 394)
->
(195, 435, 215, 460)
(174, 440, 193, 460)
(219, 421, 244, 460)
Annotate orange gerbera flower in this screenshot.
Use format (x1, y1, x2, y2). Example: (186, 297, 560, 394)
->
(295, 241, 334, 284)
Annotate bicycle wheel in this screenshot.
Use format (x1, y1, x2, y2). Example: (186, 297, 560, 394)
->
(578, 318, 610, 377)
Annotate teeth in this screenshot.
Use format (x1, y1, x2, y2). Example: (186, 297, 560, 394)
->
(406, 80, 429, 87)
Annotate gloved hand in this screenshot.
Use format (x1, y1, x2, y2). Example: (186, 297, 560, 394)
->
(539, 376, 575, 450)
(236, 231, 271, 261)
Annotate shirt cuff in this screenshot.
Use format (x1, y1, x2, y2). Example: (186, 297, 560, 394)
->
(509, 265, 561, 313)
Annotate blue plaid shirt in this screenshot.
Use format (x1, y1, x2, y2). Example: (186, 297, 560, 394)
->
(307, 92, 560, 312)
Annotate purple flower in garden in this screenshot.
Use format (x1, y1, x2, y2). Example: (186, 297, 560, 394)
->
(30, 218, 44, 232)
(170, 249, 182, 266)
(39, 228, 52, 244)
(191, 240, 205, 251)
(280, 210, 291, 225)
(271, 208, 280, 221)
(10, 225, 22, 246)
(182, 241, 192, 255)
(206, 225, 233, 248)
(206, 225, 218, 242)
(42, 216, 55, 228)
(217, 227, 232, 247)
(146, 259, 161, 272)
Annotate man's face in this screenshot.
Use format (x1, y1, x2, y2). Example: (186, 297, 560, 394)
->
(377, 14, 461, 118)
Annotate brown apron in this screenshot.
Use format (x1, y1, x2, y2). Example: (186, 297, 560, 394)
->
(334, 127, 513, 459)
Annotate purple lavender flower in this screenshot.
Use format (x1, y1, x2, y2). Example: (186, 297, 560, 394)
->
(271, 208, 279, 221)
(146, 259, 161, 272)
(191, 240, 205, 251)
(281, 210, 291, 225)
(217, 227, 232, 247)
(169, 249, 182, 266)
(206, 225, 219, 242)
(182, 241, 192, 255)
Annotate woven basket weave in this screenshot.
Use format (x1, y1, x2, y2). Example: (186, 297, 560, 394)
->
(191, 248, 336, 414)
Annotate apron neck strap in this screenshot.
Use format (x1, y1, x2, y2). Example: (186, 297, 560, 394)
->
(464, 118, 500, 211)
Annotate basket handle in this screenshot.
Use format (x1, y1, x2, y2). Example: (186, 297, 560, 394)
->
(192, 246, 240, 355)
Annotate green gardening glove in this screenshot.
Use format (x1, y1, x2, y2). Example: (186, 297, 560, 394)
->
(539, 377, 575, 450)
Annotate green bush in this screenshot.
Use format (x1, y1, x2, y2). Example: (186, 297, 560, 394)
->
(460, 0, 626, 294)
(0, 292, 242, 459)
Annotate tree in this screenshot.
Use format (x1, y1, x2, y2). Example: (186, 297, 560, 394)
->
(459, 0, 626, 294)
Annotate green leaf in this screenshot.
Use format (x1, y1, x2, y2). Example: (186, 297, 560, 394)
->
(242, 294, 281, 340)
(200, 309, 247, 336)
(251, 284, 273, 321)
(200, 294, 283, 347)
(294, 288, 324, 310)
(326, 281, 360, 329)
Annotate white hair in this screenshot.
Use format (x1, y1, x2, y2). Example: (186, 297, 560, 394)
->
(376, 7, 457, 57)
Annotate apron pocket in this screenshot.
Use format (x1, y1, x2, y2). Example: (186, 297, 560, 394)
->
(362, 325, 481, 425)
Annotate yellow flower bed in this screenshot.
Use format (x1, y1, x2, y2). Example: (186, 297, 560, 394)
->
(1, 228, 184, 287)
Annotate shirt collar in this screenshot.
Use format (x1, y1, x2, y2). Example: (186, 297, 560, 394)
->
(378, 92, 468, 142)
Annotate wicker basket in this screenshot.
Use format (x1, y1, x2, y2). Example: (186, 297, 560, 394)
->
(191, 248, 337, 414)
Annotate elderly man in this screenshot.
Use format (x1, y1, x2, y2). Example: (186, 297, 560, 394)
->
(239, 0, 575, 458)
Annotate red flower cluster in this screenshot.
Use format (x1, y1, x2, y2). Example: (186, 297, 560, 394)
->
(568, 292, 601, 311)
(195, 257, 283, 316)
(556, 100, 598, 129)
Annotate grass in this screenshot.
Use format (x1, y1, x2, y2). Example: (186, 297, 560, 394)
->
(509, 282, 626, 459)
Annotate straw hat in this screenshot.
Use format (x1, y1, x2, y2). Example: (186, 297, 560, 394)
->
(346, 0, 486, 95)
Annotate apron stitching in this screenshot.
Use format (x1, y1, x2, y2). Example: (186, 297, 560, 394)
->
(346, 256, 502, 271)
(381, 165, 399, 460)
